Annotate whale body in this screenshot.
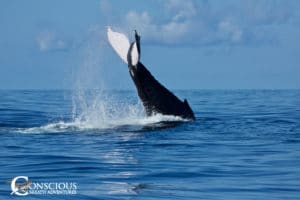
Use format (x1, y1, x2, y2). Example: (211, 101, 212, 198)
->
(107, 27, 195, 120)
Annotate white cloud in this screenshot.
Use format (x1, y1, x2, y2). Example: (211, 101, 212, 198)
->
(36, 30, 70, 52)
(161, 21, 189, 43)
(123, 0, 195, 45)
(124, 10, 190, 45)
(165, 0, 197, 20)
(125, 11, 156, 34)
(218, 19, 243, 43)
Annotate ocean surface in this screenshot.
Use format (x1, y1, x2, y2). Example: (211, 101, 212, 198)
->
(0, 90, 299, 199)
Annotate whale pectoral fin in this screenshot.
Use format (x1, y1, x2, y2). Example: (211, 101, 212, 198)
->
(107, 27, 130, 64)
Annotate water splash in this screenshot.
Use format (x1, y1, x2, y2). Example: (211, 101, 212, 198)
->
(70, 90, 146, 129)
(15, 89, 185, 134)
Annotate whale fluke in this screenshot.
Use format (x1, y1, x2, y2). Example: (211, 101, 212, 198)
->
(107, 28, 195, 120)
(107, 27, 130, 64)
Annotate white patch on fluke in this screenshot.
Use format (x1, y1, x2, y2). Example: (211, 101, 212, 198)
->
(107, 27, 130, 64)
(107, 27, 140, 66)
(130, 42, 139, 66)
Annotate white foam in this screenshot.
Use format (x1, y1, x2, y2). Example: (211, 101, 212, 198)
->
(16, 114, 185, 134)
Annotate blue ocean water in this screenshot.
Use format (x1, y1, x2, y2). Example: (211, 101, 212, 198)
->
(0, 90, 299, 199)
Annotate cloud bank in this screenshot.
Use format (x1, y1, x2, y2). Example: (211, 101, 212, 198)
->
(100, 0, 294, 47)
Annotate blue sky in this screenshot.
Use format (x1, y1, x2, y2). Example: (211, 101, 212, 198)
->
(0, 0, 299, 89)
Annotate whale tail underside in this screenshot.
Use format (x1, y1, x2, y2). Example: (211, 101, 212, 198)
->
(107, 27, 140, 66)
(107, 27, 195, 120)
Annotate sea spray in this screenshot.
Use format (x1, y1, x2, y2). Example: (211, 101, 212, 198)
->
(71, 90, 146, 129)
(70, 30, 146, 129)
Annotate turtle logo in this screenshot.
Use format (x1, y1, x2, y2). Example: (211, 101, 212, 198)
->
(10, 176, 32, 196)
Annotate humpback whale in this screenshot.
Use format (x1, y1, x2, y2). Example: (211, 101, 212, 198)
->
(107, 27, 195, 120)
